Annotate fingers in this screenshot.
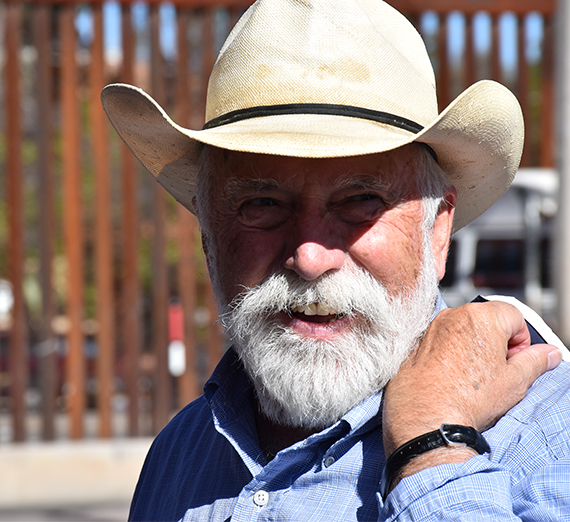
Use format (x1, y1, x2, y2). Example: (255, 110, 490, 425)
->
(483, 300, 531, 353)
(507, 343, 562, 390)
(466, 302, 561, 407)
(503, 311, 532, 352)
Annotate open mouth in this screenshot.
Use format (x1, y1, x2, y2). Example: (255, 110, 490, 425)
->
(288, 303, 348, 324)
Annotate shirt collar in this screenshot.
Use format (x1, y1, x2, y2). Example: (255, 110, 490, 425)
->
(205, 348, 383, 459)
(433, 289, 448, 317)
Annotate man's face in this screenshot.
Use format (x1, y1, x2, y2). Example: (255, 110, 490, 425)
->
(198, 144, 455, 429)
(201, 144, 450, 315)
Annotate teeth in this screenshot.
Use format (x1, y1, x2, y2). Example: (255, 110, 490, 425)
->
(291, 303, 341, 316)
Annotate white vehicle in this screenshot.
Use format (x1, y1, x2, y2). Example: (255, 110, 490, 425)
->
(441, 168, 558, 324)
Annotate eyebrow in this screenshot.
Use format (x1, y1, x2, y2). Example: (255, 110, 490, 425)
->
(331, 172, 387, 191)
(222, 177, 281, 201)
(334, 172, 416, 205)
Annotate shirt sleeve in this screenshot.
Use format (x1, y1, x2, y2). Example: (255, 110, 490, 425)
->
(378, 455, 570, 521)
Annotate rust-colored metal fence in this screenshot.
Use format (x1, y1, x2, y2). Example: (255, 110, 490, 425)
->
(0, 0, 557, 442)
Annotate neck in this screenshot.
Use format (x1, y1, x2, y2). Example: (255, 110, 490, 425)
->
(254, 403, 317, 461)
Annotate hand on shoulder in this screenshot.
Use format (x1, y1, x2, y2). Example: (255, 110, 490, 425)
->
(382, 301, 562, 487)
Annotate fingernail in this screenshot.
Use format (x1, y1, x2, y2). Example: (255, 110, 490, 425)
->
(547, 349, 563, 371)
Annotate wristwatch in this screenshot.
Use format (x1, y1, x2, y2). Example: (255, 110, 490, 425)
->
(380, 423, 490, 500)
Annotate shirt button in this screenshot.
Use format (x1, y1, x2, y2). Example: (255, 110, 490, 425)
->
(324, 456, 335, 467)
(253, 490, 269, 506)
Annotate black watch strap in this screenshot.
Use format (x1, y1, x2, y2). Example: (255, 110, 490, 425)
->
(380, 424, 490, 500)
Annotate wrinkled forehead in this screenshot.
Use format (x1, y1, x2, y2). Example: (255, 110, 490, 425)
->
(201, 143, 428, 198)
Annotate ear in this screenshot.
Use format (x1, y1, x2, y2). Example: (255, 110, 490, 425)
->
(430, 187, 457, 282)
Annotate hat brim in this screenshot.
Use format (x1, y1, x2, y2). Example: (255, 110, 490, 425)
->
(101, 79, 523, 232)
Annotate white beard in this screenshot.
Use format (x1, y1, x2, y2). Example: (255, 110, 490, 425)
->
(218, 255, 439, 431)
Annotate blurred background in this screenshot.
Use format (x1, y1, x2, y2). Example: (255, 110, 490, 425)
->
(0, 0, 569, 518)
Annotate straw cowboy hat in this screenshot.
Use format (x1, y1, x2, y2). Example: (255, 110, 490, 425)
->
(101, 0, 524, 232)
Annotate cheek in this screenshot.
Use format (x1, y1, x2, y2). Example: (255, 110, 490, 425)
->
(209, 227, 283, 298)
(349, 216, 424, 288)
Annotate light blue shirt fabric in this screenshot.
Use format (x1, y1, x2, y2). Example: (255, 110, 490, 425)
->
(129, 294, 570, 521)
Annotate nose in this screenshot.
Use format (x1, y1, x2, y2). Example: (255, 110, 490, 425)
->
(283, 211, 345, 280)
(284, 242, 345, 280)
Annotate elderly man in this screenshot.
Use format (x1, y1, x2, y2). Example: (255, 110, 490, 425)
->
(102, 0, 570, 520)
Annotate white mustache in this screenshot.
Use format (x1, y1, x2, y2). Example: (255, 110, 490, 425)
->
(221, 267, 396, 336)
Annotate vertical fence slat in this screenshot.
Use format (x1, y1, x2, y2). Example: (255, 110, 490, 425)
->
(120, 3, 142, 437)
(540, 14, 555, 168)
(60, 4, 86, 439)
(491, 14, 502, 83)
(150, 4, 171, 434)
(200, 7, 224, 377)
(201, 8, 216, 100)
(91, 3, 115, 438)
(437, 13, 450, 109)
(33, 2, 58, 442)
(518, 15, 531, 167)
(175, 7, 200, 407)
(408, 13, 419, 31)
(177, 211, 199, 405)
(228, 6, 243, 28)
(6, 1, 26, 443)
(465, 14, 476, 87)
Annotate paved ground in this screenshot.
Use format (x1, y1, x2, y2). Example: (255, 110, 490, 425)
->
(0, 501, 130, 521)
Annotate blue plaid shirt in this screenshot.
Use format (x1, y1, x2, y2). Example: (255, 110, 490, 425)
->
(130, 296, 570, 521)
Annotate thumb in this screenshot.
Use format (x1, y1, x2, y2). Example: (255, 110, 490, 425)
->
(507, 344, 562, 393)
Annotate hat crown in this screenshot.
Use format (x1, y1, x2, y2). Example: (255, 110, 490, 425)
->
(206, 0, 438, 127)
(101, 0, 523, 232)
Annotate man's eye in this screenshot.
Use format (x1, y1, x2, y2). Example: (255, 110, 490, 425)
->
(350, 194, 378, 202)
(337, 194, 386, 224)
(239, 198, 289, 229)
(253, 198, 277, 206)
